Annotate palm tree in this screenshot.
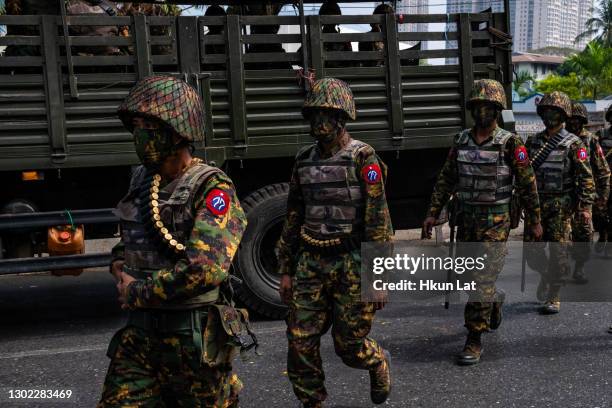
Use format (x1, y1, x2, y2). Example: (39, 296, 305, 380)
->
(513, 70, 535, 97)
(575, 0, 612, 47)
(566, 41, 612, 99)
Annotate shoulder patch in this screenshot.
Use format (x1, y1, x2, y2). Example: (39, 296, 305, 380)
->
(362, 163, 382, 184)
(515, 145, 529, 165)
(205, 188, 230, 216)
(577, 147, 588, 162)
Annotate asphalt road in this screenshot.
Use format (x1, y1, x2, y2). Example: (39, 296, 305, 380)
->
(0, 239, 611, 407)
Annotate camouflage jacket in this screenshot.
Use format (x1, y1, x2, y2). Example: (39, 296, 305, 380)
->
(112, 170, 247, 308)
(276, 135, 393, 276)
(579, 129, 610, 203)
(427, 126, 541, 226)
(526, 130, 595, 211)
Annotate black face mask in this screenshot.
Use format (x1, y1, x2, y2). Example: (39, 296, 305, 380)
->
(470, 104, 499, 129)
(565, 118, 583, 135)
(540, 108, 564, 130)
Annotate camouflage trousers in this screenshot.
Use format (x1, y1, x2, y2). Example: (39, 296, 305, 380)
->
(286, 249, 385, 405)
(593, 196, 612, 241)
(571, 209, 592, 265)
(525, 196, 573, 293)
(456, 207, 510, 333)
(98, 323, 241, 408)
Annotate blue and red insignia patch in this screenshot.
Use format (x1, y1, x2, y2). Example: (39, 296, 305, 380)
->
(515, 146, 529, 165)
(577, 147, 588, 162)
(206, 189, 230, 216)
(362, 164, 382, 184)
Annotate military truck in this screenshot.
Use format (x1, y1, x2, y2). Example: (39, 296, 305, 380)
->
(0, 1, 513, 318)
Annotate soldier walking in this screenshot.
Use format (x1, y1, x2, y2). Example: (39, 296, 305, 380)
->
(277, 78, 392, 407)
(423, 79, 542, 365)
(524, 91, 594, 315)
(595, 104, 612, 255)
(566, 101, 610, 283)
(98, 76, 248, 407)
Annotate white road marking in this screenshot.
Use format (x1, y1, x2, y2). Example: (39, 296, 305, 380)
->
(0, 345, 107, 359)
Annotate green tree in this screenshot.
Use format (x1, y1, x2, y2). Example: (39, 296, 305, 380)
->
(575, 0, 612, 47)
(535, 73, 583, 100)
(566, 41, 612, 98)
(513, 70, 535, 97)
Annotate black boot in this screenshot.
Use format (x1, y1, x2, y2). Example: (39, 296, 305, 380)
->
(490, 290, 506, 330)
(303, 400, 322, 408)
(369, 349, 391, 405)
(456, 331, 482, 366)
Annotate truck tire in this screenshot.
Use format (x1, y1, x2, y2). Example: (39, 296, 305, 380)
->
(234, 183, 289, 320)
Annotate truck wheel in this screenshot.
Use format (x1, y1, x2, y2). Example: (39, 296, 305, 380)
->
(234, 183, 289, 320)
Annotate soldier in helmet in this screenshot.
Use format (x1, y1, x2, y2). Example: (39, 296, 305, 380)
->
(97, 76, 248, 407)
(566, 101, 610, 283)
(595, 104, 612, 254)
(423, 79, 542, 365)
(358, 3, 394, 67)
(277, 78, 393, 407)
(319, 1, 353, 68)
(525, 91, 594, 315)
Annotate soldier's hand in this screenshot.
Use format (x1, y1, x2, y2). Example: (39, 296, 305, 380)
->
(117, 271, 136, 309)
(279, 274, 293, 305)
(110, 260, 124, 283)
(530, 222, 543, 241)
(422, 217, 436, 239)
(579, 210, 592, 224)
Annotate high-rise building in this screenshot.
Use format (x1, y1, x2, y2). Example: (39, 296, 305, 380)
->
(447, 0, 503, 13)
(395, 0, 429, 33)
(510, 0, 593, 52)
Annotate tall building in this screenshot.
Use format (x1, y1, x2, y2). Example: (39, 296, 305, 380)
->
(510, 0, 593, 52)
(447, 0, 503, 13)
(395, 0, 429, 33)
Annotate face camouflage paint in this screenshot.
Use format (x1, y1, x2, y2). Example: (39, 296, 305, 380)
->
(470, 104, 498, 129)
(133, 127, 177, 168)
(309, 110, 346, 144)
(539, 108, 564, 129)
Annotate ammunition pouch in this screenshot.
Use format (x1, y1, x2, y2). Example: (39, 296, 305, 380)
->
(510, 193, 522, 229)
(202, 304, 258, 369)
(299, 226, 361, 256)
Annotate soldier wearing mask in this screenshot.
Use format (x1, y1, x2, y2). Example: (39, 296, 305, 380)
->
(358, 3, 394, 67)
(595, 104, 612, 254)
(525, 91, 595, 315)
(319, 1, 353, 68)
(97, 76, 250, 407)
(566, 101, 610, 283)
(423, 79, 542, 365)
(277, 78, 392, 408)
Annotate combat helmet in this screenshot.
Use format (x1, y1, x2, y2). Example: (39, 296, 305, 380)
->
(302, 78, 356, 120)
(319, 1, 341, 15)
(465, 79, 507, 110)
(118, 75, 205, 142)
(570, 101, 588, 124)
(536, 91, 572, 118)
(606, 104, 612, 123)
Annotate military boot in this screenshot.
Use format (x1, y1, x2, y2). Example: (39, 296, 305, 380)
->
(303, 401, 322, 408)
(456, 331, 482, 366)
(572, 263, 588, 284)
(539, 292, 561, 315)
(489, 290, 506, 330)
(369, 349, 391, 404)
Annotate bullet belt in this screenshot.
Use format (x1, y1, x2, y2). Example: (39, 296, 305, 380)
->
(299, 226, 360, 255)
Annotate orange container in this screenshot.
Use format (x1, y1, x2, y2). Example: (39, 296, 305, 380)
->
(48, 225, 85, 276)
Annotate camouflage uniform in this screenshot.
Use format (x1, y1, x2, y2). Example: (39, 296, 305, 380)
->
(277, 78, 393, 406)
(427, 80, 541, 336)
(98, 76, 248, 408)
(595, 105, 612, 244)
(524, 92, 595, 312)
(568, 102, 610, 274)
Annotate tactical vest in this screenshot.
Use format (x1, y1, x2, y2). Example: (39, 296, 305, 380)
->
(297, 139, 366, 239)
(530, 129, 579, 195)
(578, 129, 594, 155)
(455, 128, 513, 206)
(115, 162, 222, 309)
